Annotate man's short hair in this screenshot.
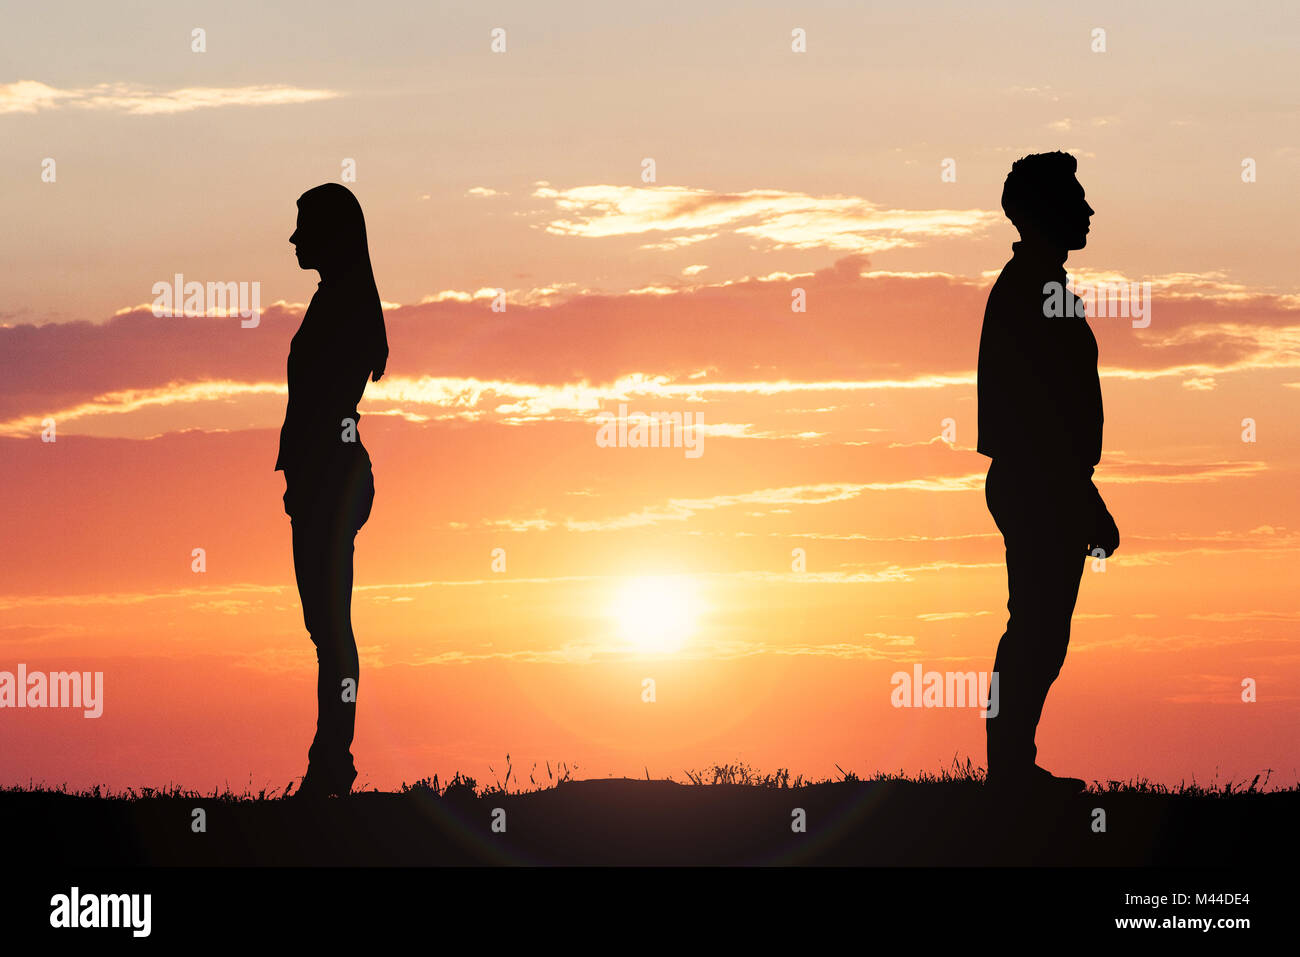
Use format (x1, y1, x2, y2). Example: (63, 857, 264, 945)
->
(1001, 151, 1078, 229)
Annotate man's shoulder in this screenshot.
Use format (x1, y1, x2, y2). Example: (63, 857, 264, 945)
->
(984, 254, 1061, 318)
(982, 260, 1019, 320)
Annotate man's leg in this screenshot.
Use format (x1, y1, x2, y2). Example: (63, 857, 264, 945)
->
(986, 464, 1087, 779)
(988, 542, 1085, 773)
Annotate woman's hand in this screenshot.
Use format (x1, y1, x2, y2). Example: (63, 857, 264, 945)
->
(1085, 481, 1120, 557)
(282, 470, 297, 517)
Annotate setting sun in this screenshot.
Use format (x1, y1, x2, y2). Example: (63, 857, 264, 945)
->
(610, 576, 703, 654)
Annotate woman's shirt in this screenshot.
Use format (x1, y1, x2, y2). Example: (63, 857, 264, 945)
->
(275, 281, 374, 476)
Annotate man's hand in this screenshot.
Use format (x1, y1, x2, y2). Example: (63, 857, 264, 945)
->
(1085, 481, 1120, 558)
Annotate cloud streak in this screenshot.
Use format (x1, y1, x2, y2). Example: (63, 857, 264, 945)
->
(0, 80, 340, 115)
(531, 183, 998, 254)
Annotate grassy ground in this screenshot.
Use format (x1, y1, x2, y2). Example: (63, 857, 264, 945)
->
(3, 760, 1292, 866)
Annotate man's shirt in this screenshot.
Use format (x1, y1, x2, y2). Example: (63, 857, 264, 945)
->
(976, 241, 1103, 477)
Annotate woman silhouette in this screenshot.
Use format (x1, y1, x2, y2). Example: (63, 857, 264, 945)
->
(277, 183, 388, 799)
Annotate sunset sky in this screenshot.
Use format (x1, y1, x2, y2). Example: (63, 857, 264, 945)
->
(2, 1, 1297, 793)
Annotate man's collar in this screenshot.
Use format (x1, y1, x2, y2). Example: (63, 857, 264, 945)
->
(1011, 240, 1069, 271)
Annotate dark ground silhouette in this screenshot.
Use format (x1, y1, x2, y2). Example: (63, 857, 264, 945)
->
(5, 771, 1290, 867)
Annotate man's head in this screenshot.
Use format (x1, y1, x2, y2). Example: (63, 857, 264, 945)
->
(1001, 151, 1094, 251)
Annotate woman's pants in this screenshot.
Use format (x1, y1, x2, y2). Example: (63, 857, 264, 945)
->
(984, 458, 1089, 776)
(284, 452, 375, 776)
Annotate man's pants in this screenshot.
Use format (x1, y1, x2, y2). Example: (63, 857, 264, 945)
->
(285, 452, 375, 776)
(985, 458, 1088, 775)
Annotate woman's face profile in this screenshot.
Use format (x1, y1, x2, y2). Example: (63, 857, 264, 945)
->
(289, 208, 320, 271)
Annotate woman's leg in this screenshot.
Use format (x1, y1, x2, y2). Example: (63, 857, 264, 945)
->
(289, 526, 351, 782)
(290, 458, 373, 790)
(294, 524, 357, 780)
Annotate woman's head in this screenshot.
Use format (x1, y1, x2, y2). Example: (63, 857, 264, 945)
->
(290, 183, 388, 381)
(290, 183, 369, 273)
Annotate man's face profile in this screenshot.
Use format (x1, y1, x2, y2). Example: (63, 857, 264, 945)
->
(1025, 175, 1095, 251)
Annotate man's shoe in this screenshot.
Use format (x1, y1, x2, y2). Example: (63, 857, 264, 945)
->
(1032, 765, 1086, 792)
(987, 764, 1085, 794)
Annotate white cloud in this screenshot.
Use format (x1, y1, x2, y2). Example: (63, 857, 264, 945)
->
(0, 80, 340, 115)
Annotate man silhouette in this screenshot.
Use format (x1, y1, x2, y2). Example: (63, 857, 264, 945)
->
(977, 151, 1119, 794)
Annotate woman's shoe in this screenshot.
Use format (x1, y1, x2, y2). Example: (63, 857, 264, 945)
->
(293, 763, 357, 800)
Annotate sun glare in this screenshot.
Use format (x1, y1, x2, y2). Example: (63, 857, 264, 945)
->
(610, 575, 702, 653)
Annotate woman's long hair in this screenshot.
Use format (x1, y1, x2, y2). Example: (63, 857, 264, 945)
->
(297, 183, 388, 382)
